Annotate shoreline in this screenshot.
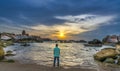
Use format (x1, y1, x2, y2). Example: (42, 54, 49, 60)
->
(0, 61, 97, 71)
(3, 43, 120, 71)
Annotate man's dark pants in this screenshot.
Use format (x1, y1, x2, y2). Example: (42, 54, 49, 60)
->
(53, 57, 59, 67)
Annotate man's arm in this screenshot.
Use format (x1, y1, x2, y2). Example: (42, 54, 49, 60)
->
(59, 48, 60, 56)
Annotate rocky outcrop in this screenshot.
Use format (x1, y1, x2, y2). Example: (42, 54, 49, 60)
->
(93, 44, 120, 66)
(94, 48, 117, 61)
(0, 47, 4, 60)
(116, 45, 120, 54)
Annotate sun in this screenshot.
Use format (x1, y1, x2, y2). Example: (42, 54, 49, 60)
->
(59, 32, 65, 39)
(60, 33, 64, 37)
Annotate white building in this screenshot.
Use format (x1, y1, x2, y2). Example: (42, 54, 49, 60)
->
(1, 35, 11, 40)
(14, 35, 29, 40)
(108, 35, 118, 43)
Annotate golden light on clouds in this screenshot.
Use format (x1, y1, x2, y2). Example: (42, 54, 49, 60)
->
(50, 31, 67, 40)
(29, 14, 115, 40)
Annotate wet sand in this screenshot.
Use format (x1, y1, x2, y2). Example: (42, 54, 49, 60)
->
(0, 62, 97, 71)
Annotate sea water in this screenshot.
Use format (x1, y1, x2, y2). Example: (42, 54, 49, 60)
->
(4, 42, 101, 69)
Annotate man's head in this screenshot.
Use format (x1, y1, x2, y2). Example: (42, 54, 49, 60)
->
(56, 44, 58, 47)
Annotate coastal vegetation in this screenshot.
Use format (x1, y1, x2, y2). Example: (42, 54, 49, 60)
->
(84, 39, 102, 47)
(88, 39, 102, 44)
(0, 40, 13, 48)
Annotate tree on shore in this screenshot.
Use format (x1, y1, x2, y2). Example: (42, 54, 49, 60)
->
(88, 39, 102, 44)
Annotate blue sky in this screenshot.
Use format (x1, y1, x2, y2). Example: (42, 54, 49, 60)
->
(0, 0, 120, 40)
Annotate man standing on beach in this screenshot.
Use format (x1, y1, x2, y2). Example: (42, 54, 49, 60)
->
(53, 44, 60, 67)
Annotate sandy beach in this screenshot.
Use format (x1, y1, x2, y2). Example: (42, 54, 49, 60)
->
(0, 62, 97, 71)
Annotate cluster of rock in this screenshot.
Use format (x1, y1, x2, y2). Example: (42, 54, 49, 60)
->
(0, 47, 16, 61)
(94, 45, 120, 65)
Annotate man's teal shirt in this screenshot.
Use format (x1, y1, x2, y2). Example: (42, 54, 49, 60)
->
(54, 47, 60, 57)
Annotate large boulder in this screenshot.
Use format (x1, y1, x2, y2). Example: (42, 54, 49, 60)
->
(116, 45, 120, 54)
(0, 47, 4, 60)
(94, 48, 117, 61)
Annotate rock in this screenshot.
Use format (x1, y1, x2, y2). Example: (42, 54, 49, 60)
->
(94, 48, 117, 61)
(104, 58, 115, 64)
(0, 47, 4, 60)
(5, 50, 16, 56)
(116, 45, 120, 54)
(6, 50, 13, 54)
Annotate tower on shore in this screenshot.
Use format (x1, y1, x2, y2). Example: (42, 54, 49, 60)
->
(22, 30, 26, 35)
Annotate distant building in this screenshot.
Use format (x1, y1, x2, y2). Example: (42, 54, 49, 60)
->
(14, 35, 29, 40)
(1, 35, 11, 40)
(103, 35, 119, 43)
(108, 35, 118, 43)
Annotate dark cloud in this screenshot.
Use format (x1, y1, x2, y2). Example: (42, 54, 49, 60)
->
(0, 0, 120, 24)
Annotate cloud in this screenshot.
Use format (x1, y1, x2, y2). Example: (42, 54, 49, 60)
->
(19, 14, 34, 23)
(0, 17, 14, 24)
(29, 14, 115, 39)
(0, 0, 119, 40)
(55, 14, 116, 30)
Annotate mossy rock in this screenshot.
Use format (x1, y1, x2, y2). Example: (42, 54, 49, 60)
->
(5, 50, 16, 56)
(6, 50, 13, 54)
(0, 47, 4, 60)
(104, 58, 115, 64)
